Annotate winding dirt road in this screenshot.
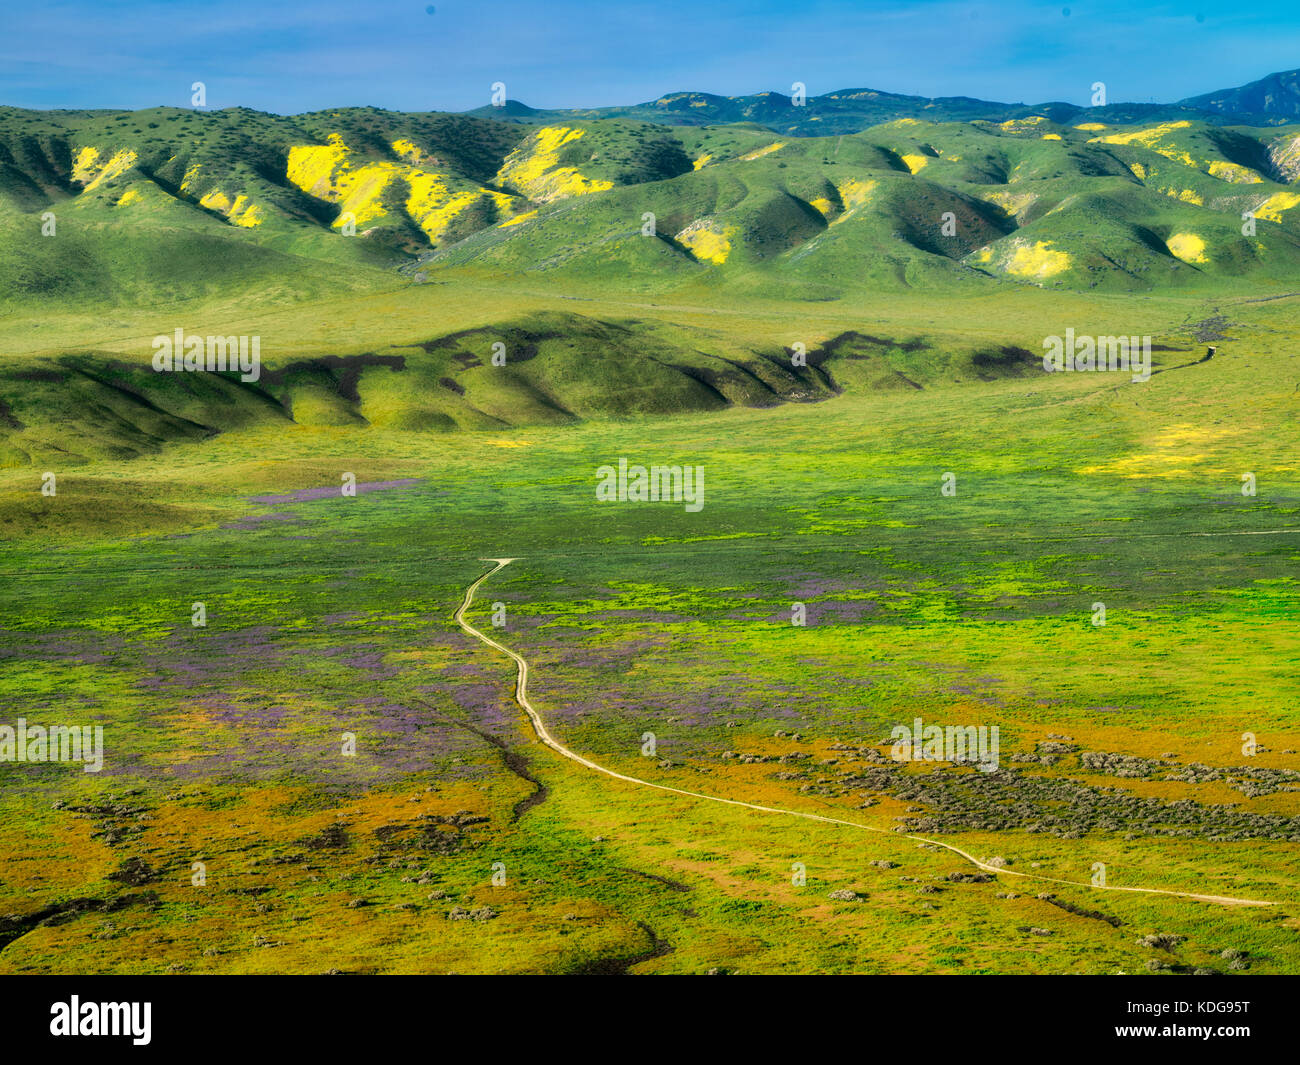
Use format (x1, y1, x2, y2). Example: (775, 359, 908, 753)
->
(456, 558, 1275, 908)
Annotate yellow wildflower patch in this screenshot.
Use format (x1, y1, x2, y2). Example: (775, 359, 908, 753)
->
(1254, 190, 1300, 223)
(405, 173, 480, 238)
(499, 209, 537, 228)
(1041, 133, 1062, 140)
(1208, 160, 1262, 184)
(692, 153, 712, 170)
(676, 219, 735, 264)
(1078, 424, 1236, 479)
(232, 203, 265, 228)
(834, 178, 876, 215)
(340, 165, 405, 228)
(739, 141, 786, 162)
(227, 195, 263, 228)
(90, 149, 137, 190)
(1167, 232, 1208, 263)
(1003, 239, 1070, 281)
(999, 116, 1047, 132)
(198, 189, 264, 227)
(73, 147, 138, 191)
(288, 131, 518, 239)
(1096, 120, 1191, 144)
(286, 136, 350, 199)
(1163, 187, 1204, 205)
(1093, 122, 1196, 167)
(1075, 122, 1107, 131)
(199, 188, 232, 213)
(495, 126, 614, 203)
(114, 188, 140, 207)
(72, 146, 100, 183)
(899, 153, 929, 174)
(391, 138, 422, 164)
(979, 189, 1037, 218)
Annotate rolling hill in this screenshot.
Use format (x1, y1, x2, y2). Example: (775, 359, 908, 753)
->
(4, 70, 1300, 458)
(4, 100, 1300, 311)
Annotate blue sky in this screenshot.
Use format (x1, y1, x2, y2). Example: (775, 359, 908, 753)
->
(4, 0, 1299, 113)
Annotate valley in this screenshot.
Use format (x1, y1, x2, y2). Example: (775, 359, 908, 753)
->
(1, 71, 1298, 976)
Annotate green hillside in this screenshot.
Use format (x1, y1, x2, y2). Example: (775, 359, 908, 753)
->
(3, 102, 1300, 460)
(424, 115, 1300, 296)
(4, 104, 1300, 314)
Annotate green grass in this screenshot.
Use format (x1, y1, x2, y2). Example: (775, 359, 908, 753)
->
(1, 96, 1298, 974)
(1, 288, 1297, 972)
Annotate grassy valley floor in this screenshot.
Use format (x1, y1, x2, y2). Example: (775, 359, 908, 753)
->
(1, 286, 1297, 972)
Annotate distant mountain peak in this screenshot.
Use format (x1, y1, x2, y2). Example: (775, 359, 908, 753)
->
(1180, 68, 1300, 117)
(471, 71, 1300, 135)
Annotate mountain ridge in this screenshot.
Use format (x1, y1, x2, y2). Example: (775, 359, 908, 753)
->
(5, 65, 1300, 325)
(462, 68, 1300, 135)
(1182, 68, 1300, 119)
